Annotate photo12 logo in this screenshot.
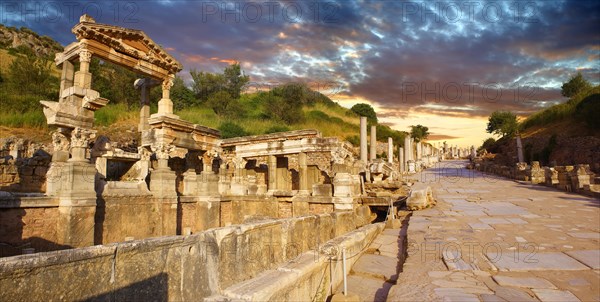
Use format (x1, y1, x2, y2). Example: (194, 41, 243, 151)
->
(199, 1, 341, 24)
(1, 1, 139, 24)
(399, 1, 539, 24)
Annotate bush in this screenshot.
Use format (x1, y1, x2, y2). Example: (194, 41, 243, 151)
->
(345, 135, 360, 146)
(575, 93, 600, 130)
(219, 122, 248, 138)
(264, 125, 291, 134)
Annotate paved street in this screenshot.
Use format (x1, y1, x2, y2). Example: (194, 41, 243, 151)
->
(346, 160, 599, 302)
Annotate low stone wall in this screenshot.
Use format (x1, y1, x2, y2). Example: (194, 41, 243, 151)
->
(474, 160, 600, 198)
(0, 207, 374, 301)
(215, 223, 384, 301)
(0, 196, 61, 257)
(0, 152, 51, 193)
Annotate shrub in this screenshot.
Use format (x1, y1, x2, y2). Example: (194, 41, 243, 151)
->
(264, 125, 291, 134)
(219, 122, 248, 138)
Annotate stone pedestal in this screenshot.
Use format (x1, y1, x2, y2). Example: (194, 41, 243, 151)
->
(198, 171, 219, 196)
(56, 161, 97, 247)
(150, 168, 177, 198)
(333, 172, 357, 198)
(182, 170, 198, 196)
(407, 160, 416, 173)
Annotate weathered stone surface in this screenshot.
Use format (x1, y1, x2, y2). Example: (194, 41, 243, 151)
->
(486, 252, 590, 271)
(565, 250, 600, 269)
(532, 289, 581, 302)
(351, 253, 398, 282)
(492, 275, 557, 289)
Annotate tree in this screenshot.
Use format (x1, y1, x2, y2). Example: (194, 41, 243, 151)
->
(350, 103, 377, 124)
(409, 125, 430, 142)
(190, 62, 249, 102)
(486, 111, 518, 138)
(7, 52, 58, 99)
(561, 72, 592, 97)
(171, 76, 196, 111)
(206, 90, 233, 115)
(190, 70, 224, 102)
(478, 137, 496, 152)
(222, 62, 249, 99)
(218, 121, 248, 138)
(264, 92, 304, 124)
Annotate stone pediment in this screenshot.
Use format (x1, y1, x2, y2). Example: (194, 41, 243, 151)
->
(70, 15, 182, 74)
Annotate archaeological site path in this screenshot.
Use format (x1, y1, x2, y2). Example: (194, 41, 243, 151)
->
(369, 160, 598, 302)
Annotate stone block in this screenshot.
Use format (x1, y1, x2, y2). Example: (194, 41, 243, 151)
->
(406, 184, 434, 210)
(312, 184, 332, 196)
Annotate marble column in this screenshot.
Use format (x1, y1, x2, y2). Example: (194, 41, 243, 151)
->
(268, 155, 277, 192)
(157, 75, 175, 115)
(387, 137, 393, 163)
(298, 152, 309, 195)
(399, 147, 404, 173)
(360, 117, 368, 163)
(370, 125, 377, 161)
(74, 49, 92, 89)
(516, 135, 525, 163)
(59, 60, 74, 93)
(404, 135, 412, 162)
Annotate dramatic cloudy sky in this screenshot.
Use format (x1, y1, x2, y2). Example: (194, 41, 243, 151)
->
(2, 1, 599, 146)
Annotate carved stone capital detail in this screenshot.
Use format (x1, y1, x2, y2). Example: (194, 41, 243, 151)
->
(79, 49, 93, 63)
(70, 127, 96, 149)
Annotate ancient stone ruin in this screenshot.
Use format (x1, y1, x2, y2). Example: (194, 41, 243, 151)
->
(0, 15, 449, 301)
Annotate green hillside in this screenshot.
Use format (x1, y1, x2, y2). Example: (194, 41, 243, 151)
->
(0, 26, 406, 147)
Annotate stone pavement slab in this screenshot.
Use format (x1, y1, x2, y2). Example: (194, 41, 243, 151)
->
(486, 252, 590, 271)
(532, 289, 581, 302)
(565, 250, 600, 269)
(492, 275, 557, 289)
(344, 275, 391, 302)
(351, 253, 398, 282)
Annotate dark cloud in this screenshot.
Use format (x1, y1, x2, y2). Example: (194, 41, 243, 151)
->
(2, 0, 598, 119)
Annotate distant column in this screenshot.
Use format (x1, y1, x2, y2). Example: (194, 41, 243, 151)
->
(370, 125, 377, 161)
(404, 135, 411, 162)
(387, 137, 393, 163)
(298, 152, 309, 195)
(399, 147, 404, 173)
(360, 117, 368, 163)
(268, 155, 277, 192)
(516, 135, 525, 163)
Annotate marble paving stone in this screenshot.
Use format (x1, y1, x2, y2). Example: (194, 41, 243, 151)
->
(494, 287, 538, 302)
(532, 289, 581, 302)
(515, 236, 527, 243)
(567, 232, 599, 239)
(506, 218, 528, 224)
(351, 254, 398, 281)
(434, 288, 479, 302)
(480, 218, 511, 225)
(565, 250, 600, 269)
(492, 275, 557, 289)
(481, 294, 508, 302)
(486, 252, 590, 271)
(568, 278, 590, 286)
(344, 275, 391, 302)
(462, 210, 488, 216)
(469, 222, 493, 230)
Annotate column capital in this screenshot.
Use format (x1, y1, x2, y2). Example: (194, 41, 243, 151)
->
(79, 49, 92, 63)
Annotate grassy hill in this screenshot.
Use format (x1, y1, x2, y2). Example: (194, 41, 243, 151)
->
(0, 26, 405, 147)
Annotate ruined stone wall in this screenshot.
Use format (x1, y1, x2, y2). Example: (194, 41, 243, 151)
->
(0, 208, 376, 301)
(0, 153, 51, 193)
(95, 196, 163, 244)
(0, 198, 61, 257)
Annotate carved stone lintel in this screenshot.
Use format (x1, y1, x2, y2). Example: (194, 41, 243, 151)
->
(70, 127, 96, 149)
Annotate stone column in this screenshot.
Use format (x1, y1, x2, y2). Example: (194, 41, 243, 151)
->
(471, 145, 476, 159)
(360, 117, 368, 163)
(399, 147, 404, 173)
(199, 151, 219, 196)
(387, 137, 393, 163)
(267, 155, 277, 193)
(416, 141, 422, 161)
(230, 156, 247, 195)
(59, 60, 74, 93)
(157, 75, 175, 115)
(298, 152, 309, 195)
(149, 142, 177, 198)
(56, 127, 97, 248)
(74, 49, 92, 89)
(135, 78, 160, 132)
(370, 125, 376, 161)
(516, 135, 524, 163)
